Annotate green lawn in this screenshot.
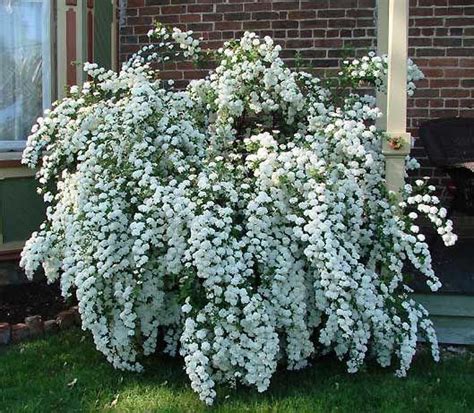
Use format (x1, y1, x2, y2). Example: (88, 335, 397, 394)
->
(0, 329, 473, 413)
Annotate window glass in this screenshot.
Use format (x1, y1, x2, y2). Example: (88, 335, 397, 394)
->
(0, 0, 51, 150)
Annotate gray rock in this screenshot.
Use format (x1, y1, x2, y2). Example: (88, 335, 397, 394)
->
(56, 311, 75, 330)
(70, 306, 81, 325)
(44, 319, 59, 334)
(25, 315, 44, 336)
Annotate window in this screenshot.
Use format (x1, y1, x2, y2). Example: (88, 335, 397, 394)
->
(0, 0, 51, 152)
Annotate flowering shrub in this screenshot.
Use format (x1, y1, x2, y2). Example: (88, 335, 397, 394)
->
(21, 25, 456, 404)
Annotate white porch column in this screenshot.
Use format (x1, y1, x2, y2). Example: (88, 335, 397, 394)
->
(377, 0, 411, 195)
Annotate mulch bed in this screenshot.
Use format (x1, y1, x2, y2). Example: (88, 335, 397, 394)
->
(0, 281, 75, 324)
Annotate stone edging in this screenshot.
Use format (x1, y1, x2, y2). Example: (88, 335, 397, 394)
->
(0, 306, 80, 345)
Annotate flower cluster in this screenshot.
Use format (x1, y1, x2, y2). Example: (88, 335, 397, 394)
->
(21, 25, 456, 404)
(341, 52, 424, 96)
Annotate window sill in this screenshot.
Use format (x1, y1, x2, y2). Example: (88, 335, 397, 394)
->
(0, 241, 24, 262)
(0, 153, 35, 179)
(0, 152, 23, 168)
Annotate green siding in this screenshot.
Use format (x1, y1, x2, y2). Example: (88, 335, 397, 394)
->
(94, 1, 113, 70)
(0, 177, 45, 243)
(413, 294, 474, 345)
(430, 316, 474, 345)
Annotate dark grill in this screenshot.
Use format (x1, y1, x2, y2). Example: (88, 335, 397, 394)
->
(419, 117, 474, 215)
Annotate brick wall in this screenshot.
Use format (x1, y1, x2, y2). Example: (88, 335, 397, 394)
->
(119, 0, 474, 188)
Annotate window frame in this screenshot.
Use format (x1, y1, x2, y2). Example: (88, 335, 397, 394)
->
(0, 0, 56, 154)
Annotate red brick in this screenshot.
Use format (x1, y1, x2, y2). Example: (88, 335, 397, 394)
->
(411, 8, 434, 17)
(431, 109, 460, 118)
(459, 98, 474, 107)
(328, 18, 356, 28)
(0, 323, 11, 345)
(215, 21, 241, 30)
(356, 19, 374, 28)
(433, 38, 462, 47)
(188, 4, 213, 12)
(185, 69, 210, 79)
(301, 0, 330, 8)
(159, 70, 184, 80)
(216, 3, 242, 12)
(314, 39, 343, 48)
(11, 324, 30, 343)
(430, 79, 460, 88)
(429, 58, 459, 67)
(318, 9, 345, 18)
(330, 0, 357, 7)
(445, 99, 460, 108)
(408, 109, 429, 118)
(434, 7, 464, 16)
(417, 49, 446, 58)
(441, 89, 470, 98)
(272, 20, 298, 29)
(347, 9, 374, 18)
(288, 11, 316, 20)
(429, 99, 444, 108)
(460, 59, 474, 67)
(464, 27, 474, 36)
(411, 38, 433, 47)
(247, 21, 272, 30)
(416, 89, 441, 98)
(202, 13, 223, 21)
(180, 14, 201, 22)
(447, 48, 474, 56)
(188, 22, 213, 31)
(127, 16, 153, 26)
(422, 68, 444, 77)
(413, 17, 444, 26)
(244, 3, 271, 12)
(445, 68, 474, 77)
(286, 39, 314, 49)
(462, 79, 474, 88)
(445, 17, 474, 26)
(160, 16, 182, 24)
(272, 2, 301, 11)
(252, 11, 280, 21)
(414, 99, 430, 108)
(160, 5, 185, 14)
(128, 0, 144, 6)
(134, 25, 156, 34)
(224, 12, 251, 21)
(418, 0, 447, 5)
(420, 28, 435, 36)
(121, 44, 142, 54)
(300, 20, 328, 28)
(138, 7, 163, 16)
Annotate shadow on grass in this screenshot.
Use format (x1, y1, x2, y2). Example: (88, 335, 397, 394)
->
(0, 329, 473, 412)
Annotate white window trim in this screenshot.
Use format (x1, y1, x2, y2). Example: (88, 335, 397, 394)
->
(0, 0, 53, 155)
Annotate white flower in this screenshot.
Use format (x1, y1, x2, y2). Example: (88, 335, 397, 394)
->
(20, 25, 453, 405)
